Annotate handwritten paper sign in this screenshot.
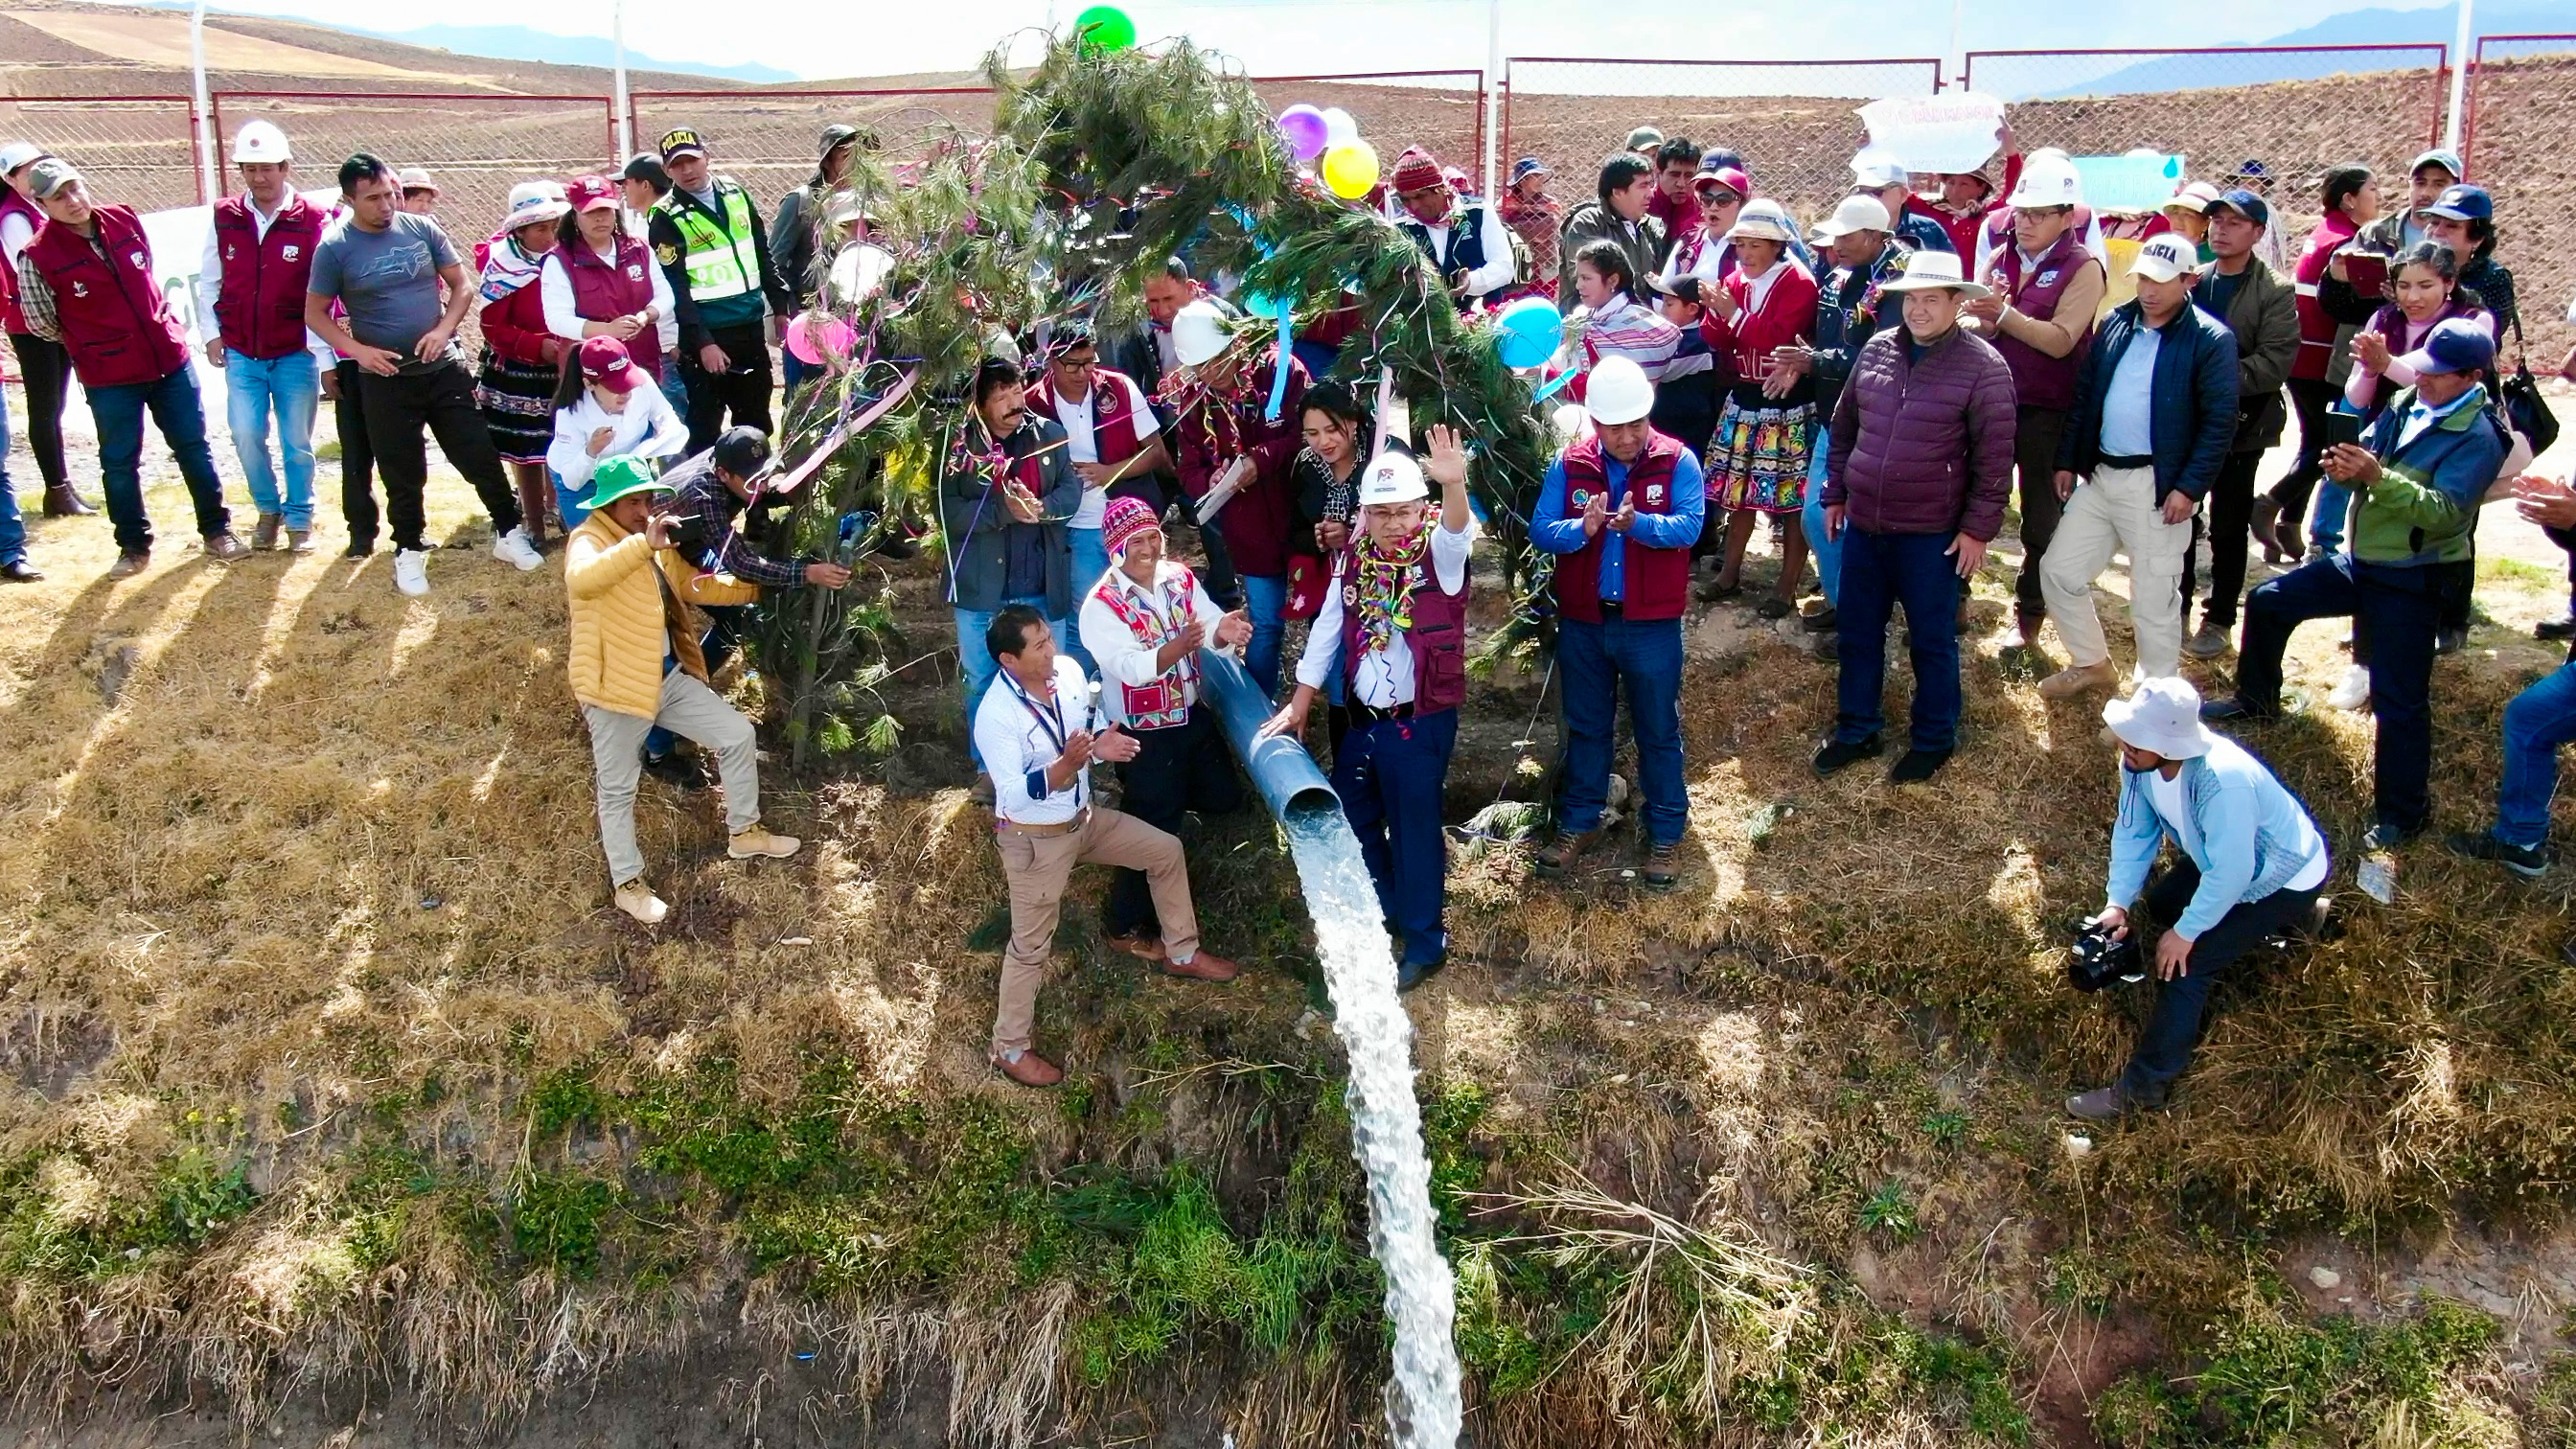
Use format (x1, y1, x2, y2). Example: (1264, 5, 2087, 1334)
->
(2072, 153, 2188, 214)
(1854, 92, 2007, 174)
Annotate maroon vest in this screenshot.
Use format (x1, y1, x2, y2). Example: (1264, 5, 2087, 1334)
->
(1551, 430, 1692, 623)
(1335, 520, 1470, 714)
(26, 204, 187, 390)
(1028, 367, 1146, 469)
(1984, 228, 2094, 411)
(0, 190, 39, 335)
(557, 235, 662, 379)
(211, 192, 325, 359)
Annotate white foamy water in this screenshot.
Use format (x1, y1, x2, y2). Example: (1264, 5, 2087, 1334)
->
(1280, 805, 1461, 1449)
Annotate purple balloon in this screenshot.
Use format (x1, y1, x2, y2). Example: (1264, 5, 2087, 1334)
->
(1277, 104, 1329, 162)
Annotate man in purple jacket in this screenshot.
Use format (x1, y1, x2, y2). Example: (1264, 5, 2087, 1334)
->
(1816, 251, 2017, 784)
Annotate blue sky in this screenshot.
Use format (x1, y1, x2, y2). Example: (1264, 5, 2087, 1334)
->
(169, 0, 2453, 81)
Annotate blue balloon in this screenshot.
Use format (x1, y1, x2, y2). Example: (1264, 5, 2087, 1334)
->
(1494, 297, 1562, 370)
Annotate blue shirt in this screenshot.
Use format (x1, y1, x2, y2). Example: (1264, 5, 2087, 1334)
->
(2099, 322, 2163, 458)
(1531, 445, 1708, 600)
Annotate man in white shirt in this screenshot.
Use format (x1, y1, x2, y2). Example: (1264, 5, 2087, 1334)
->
(1261, 431, 1475, 988)
(2069, 677, 2329, 1120)
(977, 605, 1243, 1088)
(1390, 148, 1518, 310)
(1077, 495, 1253, 957)
(196, 121, 335, 552)
(1027, 322, 1171, 661)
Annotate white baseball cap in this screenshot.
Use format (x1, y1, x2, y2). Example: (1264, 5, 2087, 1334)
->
(229, 120, 290, 165)
(1358, 450, 1429, 505)
(1811, 194, 1894, 243)
(1171, 299, 1234, 368)
(1850, 149, 1908, 189)
(0, 141, 44, 176)
(2129, 234, 2203, 284)
(1584, 355, 1655, 426)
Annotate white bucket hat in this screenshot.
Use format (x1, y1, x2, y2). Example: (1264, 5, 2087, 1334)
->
(2104, 678, 2220, 760)
(1724, 198, 1797, 244)
(1876, 250, 1993, 299)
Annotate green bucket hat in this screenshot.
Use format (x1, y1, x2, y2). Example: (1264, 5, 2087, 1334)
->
(582, 455, 672, 511)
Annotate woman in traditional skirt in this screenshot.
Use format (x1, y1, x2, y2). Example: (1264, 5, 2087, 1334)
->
(1695, 199, 1820, 615)
(475, 180, 572, 546)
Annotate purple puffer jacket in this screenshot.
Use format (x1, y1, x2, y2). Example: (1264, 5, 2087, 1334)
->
(1824, 327, 2019, 540)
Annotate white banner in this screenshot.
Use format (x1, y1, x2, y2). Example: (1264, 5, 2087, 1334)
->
(1855, 91, 2008, 175)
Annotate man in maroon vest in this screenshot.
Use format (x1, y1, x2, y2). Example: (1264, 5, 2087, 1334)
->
(1961, 152, 2106, 645)
(196, 120, 330, 553)
(1528, 356, 1706, 891)
(12, 160, 242, 578)
(1262, 430, 1475, 989)
(1026, 322, 1169, 669)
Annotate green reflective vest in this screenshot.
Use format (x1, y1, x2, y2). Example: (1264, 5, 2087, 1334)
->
(656, 182, 763, 328)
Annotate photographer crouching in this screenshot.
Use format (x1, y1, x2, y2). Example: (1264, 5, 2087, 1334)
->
(2067, 677, 2331, 1122)
(568, 455, 802, 925)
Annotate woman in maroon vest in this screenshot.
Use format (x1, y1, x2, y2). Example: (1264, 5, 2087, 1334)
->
(1261, 432, 1475, 989)
(13, 160, 239, 576)
(541, 174, 672, 397)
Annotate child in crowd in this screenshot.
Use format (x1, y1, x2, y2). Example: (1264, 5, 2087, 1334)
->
(548, 335, 686, 528)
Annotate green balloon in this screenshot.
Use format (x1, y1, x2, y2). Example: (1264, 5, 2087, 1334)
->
(1074, 5, 1135, 50)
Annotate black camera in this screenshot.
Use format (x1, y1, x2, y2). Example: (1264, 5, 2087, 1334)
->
(2066, 918, 2146, 993)
(661, 512, 712, 566)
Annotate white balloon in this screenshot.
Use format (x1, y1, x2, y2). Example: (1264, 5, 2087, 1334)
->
(1321, 106, 1358, 146)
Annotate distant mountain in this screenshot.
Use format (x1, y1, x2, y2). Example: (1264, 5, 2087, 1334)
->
(2002, 2, 2573, 99)
(353, 23, 796, 83)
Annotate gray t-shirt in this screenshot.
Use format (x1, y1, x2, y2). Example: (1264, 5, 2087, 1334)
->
(308, 211, 459, 374)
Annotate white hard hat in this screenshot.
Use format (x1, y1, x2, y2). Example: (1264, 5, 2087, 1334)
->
(2005, 150, 2083, 210)
(229, 120, 290, 165)
(1358, 450, 1429, 506)
(1172, 298, 1234, 368)
(1584, 355, 1655, 426)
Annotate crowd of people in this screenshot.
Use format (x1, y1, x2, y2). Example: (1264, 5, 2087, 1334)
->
(2, 106, 2572, 1112)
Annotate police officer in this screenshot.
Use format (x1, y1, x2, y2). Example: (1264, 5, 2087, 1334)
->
(646, 127, 792, 452)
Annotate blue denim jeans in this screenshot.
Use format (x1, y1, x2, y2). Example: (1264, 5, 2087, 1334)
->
(657, 360, 692, 439)
(1834, 528, 1963, 751)
(87, 366, 230, 556)
(956, 595, 1062, 768)
(1556, 613, 1688, 846)
(550, 466, 592, 530)
(1240, 573, 1288, 698)
(1801, 448, 1840, 610)
(1334, 706, 1458, 968)
(2118, 861, 2323, 1101)
(1065, 525, 1110, 674)
(2239, 554, 2453, 832)
(2494, 659, 2576, 849)
(222, 348, 318, 529)
(0, 382, 23, 566)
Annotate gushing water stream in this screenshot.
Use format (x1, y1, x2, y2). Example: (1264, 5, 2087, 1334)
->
(1279, 805, 1461, 1449)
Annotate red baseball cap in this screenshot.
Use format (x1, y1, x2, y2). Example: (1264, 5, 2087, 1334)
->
(578, 334, 640, 392)
(566, 173, 619, 213)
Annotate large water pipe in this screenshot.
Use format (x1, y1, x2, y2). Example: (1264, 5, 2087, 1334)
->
(1195, 650, 1338, 816)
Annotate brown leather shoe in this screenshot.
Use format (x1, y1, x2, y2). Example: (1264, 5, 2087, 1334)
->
(1162, 950, 1239, 982)
(1643, 840, 1682, 891)
(203, 532, 248, 562)
(1104, 929, 1167, 962)
(1535, 827, 1598, 877)
(41, 483, 96, 518)
(994, 1050, 1064, 1088)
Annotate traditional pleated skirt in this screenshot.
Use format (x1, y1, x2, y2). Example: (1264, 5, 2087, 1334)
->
(1705, 390, 1816, 515)
(477, 348, 559, 466)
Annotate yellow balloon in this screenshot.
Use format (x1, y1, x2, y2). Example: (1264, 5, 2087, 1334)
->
(1321, 140, 1379, 200)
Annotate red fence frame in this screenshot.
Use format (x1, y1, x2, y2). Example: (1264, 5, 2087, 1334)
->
(1497, 56, 1944, 173)
(1961, 45, 2450, 146)
(2464, 34, 2576, 180)
(0, 93, 204, 207)
(206, 89, 617, 197)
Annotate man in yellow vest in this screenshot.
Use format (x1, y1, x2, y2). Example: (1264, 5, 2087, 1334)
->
(647, 128, 792, 453)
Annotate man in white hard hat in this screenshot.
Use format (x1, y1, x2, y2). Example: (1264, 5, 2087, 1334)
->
(1960, 147, 2107, 645)
(197, 119, 333, 552)
(1971, 149, 2105, 280)
(1166, 295, 1308, 695)
(1261, 430, 1476, 990)
(1848, 150, 1953, 256)
(1529, 355, 1704, 891)
(2037, 234, 2239, 698)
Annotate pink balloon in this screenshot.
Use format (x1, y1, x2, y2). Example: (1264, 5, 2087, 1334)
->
(786, 311, 856, 366)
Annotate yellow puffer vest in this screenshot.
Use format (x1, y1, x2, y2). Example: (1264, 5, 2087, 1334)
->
(564, 509, 758, 718)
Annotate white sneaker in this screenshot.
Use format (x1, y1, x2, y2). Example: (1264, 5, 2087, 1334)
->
(2327, 663, 2371, 711)
(392, 548, 430, 597)
(493, 526, 543, 571)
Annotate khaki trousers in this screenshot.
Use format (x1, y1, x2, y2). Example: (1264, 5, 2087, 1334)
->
(2039, 464, 2194, 680)
(991, 807, 1200, 1057)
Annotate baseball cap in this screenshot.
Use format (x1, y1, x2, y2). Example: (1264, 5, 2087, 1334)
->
(1811, 194, 1893, 242)
(658, 127, 707, 162)
(2418, 183, 2491, 222)
(2128, 234, 2203, 284)
(1509, 156, 1551, 185)
(1359, 451, 1430, 505)
(1692, 161, 1750, 200)
(578, 334, 642, 393)
(620, 152, 671, 190)
(1850, 150, 1908, 190)
(1651, 273, 1706, 306)
(0, 141, 39, 176)
(1624, 126, 1664, 151)
(24, 156, 80, 201)
(2408, 148, 2463, 180)
(565, 173, 619, 213)
(2207, 188, 2269, 229)
(2395, 316, 2496, 378)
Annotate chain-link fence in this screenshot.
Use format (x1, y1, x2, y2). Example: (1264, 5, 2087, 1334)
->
(1245, 71, 1486, 188)
(0, 94, 201, 213)
(2465, 35, 2576, 361)
(206, 91, 617, 240)
(626, 86, 999, 208)
(1499, 58, 1944, 223)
